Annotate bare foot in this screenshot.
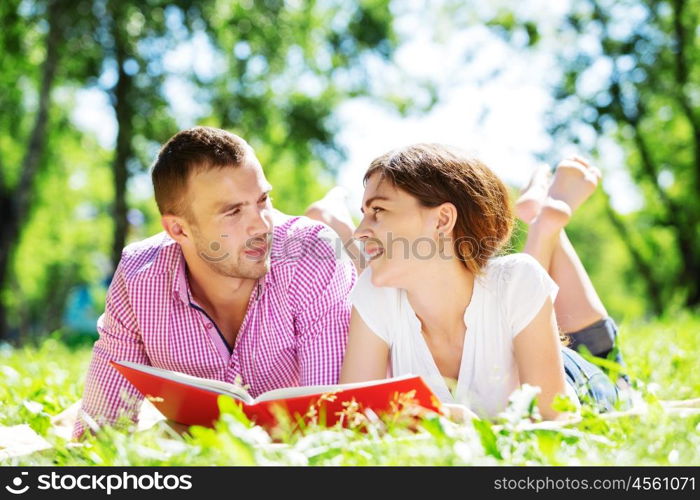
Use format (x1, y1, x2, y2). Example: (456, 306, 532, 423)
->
(304, 186, 356, 242)
(515, 163, 551, 224)
(547, 156, 601, 213)
(529, 156, 601, 234)
(533, 197, 572, 235)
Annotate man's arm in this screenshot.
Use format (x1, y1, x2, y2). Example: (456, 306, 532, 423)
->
(72, 260, 150, 439)
(290, 225, 357, 386)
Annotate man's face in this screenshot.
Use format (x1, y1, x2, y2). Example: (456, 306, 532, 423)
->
(182, 152, 274, 280)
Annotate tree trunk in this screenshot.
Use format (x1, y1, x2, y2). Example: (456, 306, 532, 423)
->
(0, 0, 61, 341)
(108, 2, 135, 272)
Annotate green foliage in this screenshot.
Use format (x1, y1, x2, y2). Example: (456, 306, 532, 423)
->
(0, 339, 91, 429)
(8, 111, 115, 339)
(191, 0, 396, 214)
(562, 191, 651, 321)
(0, 0, 397, 340)
(488, 0, 700, 314)
(1, 315, 698, 465)
(507, 189, 648, 321)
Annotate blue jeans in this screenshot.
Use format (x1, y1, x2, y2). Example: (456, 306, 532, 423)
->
(561, 346, 630, 412)
(566, 317, 623, 365)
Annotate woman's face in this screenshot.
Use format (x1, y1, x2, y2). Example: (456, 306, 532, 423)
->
(355, 173, 445, 288)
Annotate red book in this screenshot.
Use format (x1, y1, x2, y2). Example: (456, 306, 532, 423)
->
(111, 360, 442, 429)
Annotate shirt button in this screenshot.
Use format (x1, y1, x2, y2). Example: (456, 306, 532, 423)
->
(206, 323, 213, 329)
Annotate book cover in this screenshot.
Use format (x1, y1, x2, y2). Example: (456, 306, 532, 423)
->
(110, 360, 442, 429)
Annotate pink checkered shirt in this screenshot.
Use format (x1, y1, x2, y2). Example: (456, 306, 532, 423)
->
(73, 213, 356, 438)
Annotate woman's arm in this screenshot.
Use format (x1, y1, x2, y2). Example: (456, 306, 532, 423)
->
(339, 307, 390, 383)
(513, 296, 572, 420)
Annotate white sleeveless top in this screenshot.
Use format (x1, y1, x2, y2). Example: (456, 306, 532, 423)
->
(349, 253, 560, 418)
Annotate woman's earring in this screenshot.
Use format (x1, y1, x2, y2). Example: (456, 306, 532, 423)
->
(437, 232, 446, 257)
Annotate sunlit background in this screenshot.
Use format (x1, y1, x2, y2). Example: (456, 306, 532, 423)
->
(1, 0, 698, 342)
(72, 0, 641, 214)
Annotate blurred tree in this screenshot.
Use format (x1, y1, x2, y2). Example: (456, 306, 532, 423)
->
(185, 0, 396, 214)
(0, 0, 74, 340)
(488, 0, 700, 314)
(9, 123, 114, 341)
(0, 0, 117, 341)
(0, 0, 397, 341)
(99, 0, 177, 271)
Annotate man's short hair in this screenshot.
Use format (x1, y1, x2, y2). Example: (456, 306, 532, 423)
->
(151, 126, 249, 217)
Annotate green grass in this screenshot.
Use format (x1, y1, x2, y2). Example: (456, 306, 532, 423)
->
(1, 315, 699, 465)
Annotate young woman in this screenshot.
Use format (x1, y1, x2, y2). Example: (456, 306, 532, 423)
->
(317, 144, 627, 421)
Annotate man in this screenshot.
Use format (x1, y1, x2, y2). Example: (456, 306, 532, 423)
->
(73, 126, 356, 438)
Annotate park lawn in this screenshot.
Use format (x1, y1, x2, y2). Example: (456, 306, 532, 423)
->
(1, 314, 699, 466)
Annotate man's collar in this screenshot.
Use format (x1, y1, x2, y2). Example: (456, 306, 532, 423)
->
(172, 249, 190, 305)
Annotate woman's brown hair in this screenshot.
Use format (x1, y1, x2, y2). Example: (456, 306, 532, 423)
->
(364, 143, 514, 274)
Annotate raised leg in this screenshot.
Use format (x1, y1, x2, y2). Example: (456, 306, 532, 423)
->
(550, 230, 608, 333)
(514, 163, 551, 224)
(521, 157, 607, 333)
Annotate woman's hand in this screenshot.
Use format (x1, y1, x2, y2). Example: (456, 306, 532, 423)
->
(164, 419, 191, 436)
(440, 403, 478, 423)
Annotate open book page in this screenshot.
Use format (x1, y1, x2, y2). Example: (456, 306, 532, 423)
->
(252, 374, 419, 403)
(116, 361, 254, 404)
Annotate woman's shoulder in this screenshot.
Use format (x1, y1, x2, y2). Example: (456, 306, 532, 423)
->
(485, 252, 541, 268)
(480, 253, 556, 308)
(483, 253, 559, 337)
(480, 253, 544, 287)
